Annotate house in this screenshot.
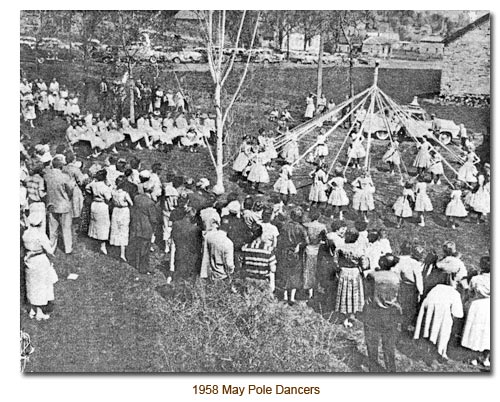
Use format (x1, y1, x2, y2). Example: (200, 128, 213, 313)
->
(361, 35, 399, 58)
(440, 13, 490, 96)
(418, 35, 444, 56)
(282, 32, 320, 52)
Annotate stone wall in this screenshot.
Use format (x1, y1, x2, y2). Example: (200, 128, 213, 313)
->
(440, 19, 490, 96)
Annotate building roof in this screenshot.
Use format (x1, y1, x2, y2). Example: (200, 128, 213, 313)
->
(363, 36, 399, 46)
(420, 35, 444, 43)
(443, 13, 490, 45)
(174, 10, 199, 21)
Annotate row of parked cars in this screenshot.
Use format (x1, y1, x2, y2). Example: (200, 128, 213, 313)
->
(20, 35, 352, 66)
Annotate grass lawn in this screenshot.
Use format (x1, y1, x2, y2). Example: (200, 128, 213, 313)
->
(20, 61, 490, 373)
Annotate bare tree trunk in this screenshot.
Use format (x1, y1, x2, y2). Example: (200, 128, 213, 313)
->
(316, 33, 324, 99)
(213, 82, 224, 194)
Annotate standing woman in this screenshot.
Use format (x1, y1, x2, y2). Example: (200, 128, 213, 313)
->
(308, 162, 328, 209)
(445, 181, 468, 229)
(393, 181, 415, 229)
(273, 162, 296, 205)
(109, 176, 134, 261)
(22, 212, 58, 321)
(462, 256, 490, 367)
(457, 150, 480, 186)
(382, 140, 401, 175)
(86, 169, 112, 255)
(302, 209, 327, 300)
(232, 136, 252, 180)
(335, 229, 369, 328)
(351, 171, 375, 223)
(316, 93, 327, 114)
(327, 168, 349, 220)
(413, 135, 432, 175)
(428, 149, 444, 185)
(304, 93, 316, 119)
(468, 173, 490, 224)
(414, 175, 433, 227)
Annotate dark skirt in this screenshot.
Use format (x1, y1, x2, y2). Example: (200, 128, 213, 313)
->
(399, 282, 419, 327)
(127, 237, 152, 274)
(277, 248, 303, 290)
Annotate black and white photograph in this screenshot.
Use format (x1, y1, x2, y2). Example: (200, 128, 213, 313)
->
(18, 8, 491, 377)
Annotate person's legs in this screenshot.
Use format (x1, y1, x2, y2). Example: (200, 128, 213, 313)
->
(364, 323, 381, 372)
(48, 212, 60, 250)
(381, 324, 398, 372)
(60, 212, 73, 253)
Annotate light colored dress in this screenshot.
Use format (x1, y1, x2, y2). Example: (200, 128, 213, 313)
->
(281, 136, 299, 164)
(273, 164, 297, 195)
(414, 182, 433, 212)
(304, 96, 315, 118)
(413, 141, 432, 168)
(22, 227, 58, 306)
(468, 175, 490, 214)
(327, 176, 349, 206)
(109, 189, 132, 246)
(414, 284, 464, 357)
(348, 136, 366, 159)
(247, 153, 270, 184)
(314, 134, 329, 158)
(87, 181, 112, 240)
(429, 153, 444, 175)
(67, 97, 80, 115)
(233, 142, 251, 172)
(382, 141, 401, 165)
(308, 168, 328, 203)
(445, 189, 468, 217)
(457, 152, 479, 183)
(462, 273, 490, 352)
(393, 188, 414, 217)
(55, 89, 68, 112)
(352, 177, 375, 211)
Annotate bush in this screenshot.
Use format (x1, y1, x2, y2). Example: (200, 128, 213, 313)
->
(155, 279, 350, 372)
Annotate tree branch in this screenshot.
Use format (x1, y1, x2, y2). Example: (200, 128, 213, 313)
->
(221, 12, 260, 128)
(221, 10, 246, 87)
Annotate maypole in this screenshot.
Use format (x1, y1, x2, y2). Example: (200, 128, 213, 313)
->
(363, 61, 379, 170)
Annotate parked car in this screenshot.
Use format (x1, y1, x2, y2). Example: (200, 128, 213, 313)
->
(355, 109, 399, 140)
(20, 43, 49, 64)
(20, 36, 37, 48)
(398, 104, 460, 145)
(165, 48, 204, 64)
(251, 48, 284, 64)
(38, 37, 70, 50)
(288, 50, 315, 64)
(224, 47, 249, 62)
(91, 46, 118, 64)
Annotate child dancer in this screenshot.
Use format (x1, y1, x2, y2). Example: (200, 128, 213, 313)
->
(273, 162, 296, 205)
(327, 168, 349, 220)
(382, 140, 401, 175)
(445, 181, 468, 229)
(414, 175, 433, 227)
(468, 173, 490, 224)
(393, 181, 415, 229)
(413, 135, 432, 174)
(351, 170, 375, 223)
(314, 129, 329, 160)
(232, 136, 252, 180)
(348, 132, 366, 170)
(308, 162, 328, 208)
(247, 148, 270, 192)
(458, 150, 480, 187)
(428, 149, 444, 185)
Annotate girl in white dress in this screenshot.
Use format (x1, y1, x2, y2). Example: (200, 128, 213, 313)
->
(351, 171, 375, 223)
(382, 140, 401, 175)
(393, 181, 415, 228)
(86, 169, 113, 254)
(232, 138, 252, 177)
(175, 91, 186, 112)
(281, 131, 299, 164)
(348, 132, 366, 169)
(327, 99, 338, 122)
(413, 135, 432, 174)
(428, 149, 444, 185)
(304, 93, 315, 119)
(468, 173, 490, 223)
(327, 169, 349, 220)
(273, 163, 297, 205)
(67, 93, 80, 117)
(36, 79, 49, 112)
(316, 94, 327, 114)
(314, 130, 329, 160)
(445, 182, 468, 229)
(414, 176, 433, 227)
(308, 163, 328, 206)
(247, 150, 270, 192)
(55, 85, 69, 115)
(458, 150, 480, 185)
(23, 100, 36, 128)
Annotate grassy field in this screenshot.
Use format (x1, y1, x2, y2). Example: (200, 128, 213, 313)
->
(20, 61, 490, 373)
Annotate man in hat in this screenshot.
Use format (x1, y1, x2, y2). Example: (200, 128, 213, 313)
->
(44, 154, 75, 254)
(128, 180, 160, 274)
(363, 253, 402, 372)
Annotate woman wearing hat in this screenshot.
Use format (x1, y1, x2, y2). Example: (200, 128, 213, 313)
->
(86, 169, 113, 255)
(22, 212, 58, 321)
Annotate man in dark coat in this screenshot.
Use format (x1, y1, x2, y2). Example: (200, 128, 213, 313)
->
(128, 181, 159, 274)
(168, 206, 203, 282)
